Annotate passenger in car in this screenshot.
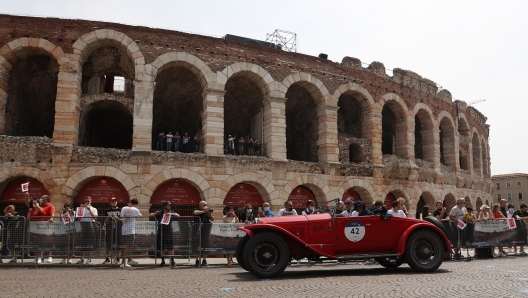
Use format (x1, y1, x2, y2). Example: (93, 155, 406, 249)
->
(337, 197, 355, 217)
(278, 200, 298, 216)
(351, 201, 371, 216)
(302, 200, 318, 215)
(387, 201, 407, 217)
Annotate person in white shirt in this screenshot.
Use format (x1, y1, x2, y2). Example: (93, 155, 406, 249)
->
(278, 200, 298, 216)
(449, 198, 467, 259)
(76, 196, 98, 265)
(337, 197, 355, 217)
(351, 201, 370, 216)
(387, 201, 406, 218)
(302, 200, 318, 215)
(114, 198, 142, 268)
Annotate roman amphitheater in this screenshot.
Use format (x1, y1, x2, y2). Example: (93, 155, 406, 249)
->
(0, 14, 492, 217)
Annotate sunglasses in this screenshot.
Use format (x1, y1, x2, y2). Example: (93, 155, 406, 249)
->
(345, 202, 352, 205)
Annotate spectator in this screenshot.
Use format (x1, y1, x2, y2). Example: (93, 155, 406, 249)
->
(499, 199, 508, 218)
(3, 205, 22, 263)
(174, 132, 181, 152)
(433, 201, 448, 221)
(165, 131, 173, 151)
(449, 198, 466, 260)
(278, 200, 298, 216)
(59, 202, 74, 264)
(254, 140, 260, 155)
(337, 197, 355, 217)
(194, 201, 214, 267)
(194, 132, 201, 152)
(387, 201, 406, 217)
(258, 202, 275, 218)
(150, 201, 180, 268)
(183, 133, 190, 152)
(514, 204, 528, 256)
(335, 201, 344, 215)
(76, 196, 98, 265)
(420, 205, 430, 220)
(239, 204, 255, 223)
(103, 197, 122, 265)
(491, 203, 507, 257)
(351, 201, 370, 216)
(477, 205, 491, 221)
(228, 135, 236, 155)
(157, 132, 165, 150)
(238, 136, 245, 155)
(25, 192, 55, 264)
(115, 198, 142, 268)
(223, 206, 238, 266)
(464, 207, 476, 224)
(396, 197, 410, 218)
(248, 138, 254, 155)
(302, 200, 318, 215)
(507, 204, 515, 219)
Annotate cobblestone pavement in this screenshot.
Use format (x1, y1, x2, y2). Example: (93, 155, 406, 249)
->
(2, 256, 528, 297)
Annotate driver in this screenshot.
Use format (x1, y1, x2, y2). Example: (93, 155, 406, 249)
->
(337, 197, 355, 217)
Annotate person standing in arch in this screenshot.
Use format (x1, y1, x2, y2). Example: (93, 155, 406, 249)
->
(194, 200, 214, 267)
(165, 131, 173, 152)
(238, 136, 245, 155)
(278, 200, 297, 216)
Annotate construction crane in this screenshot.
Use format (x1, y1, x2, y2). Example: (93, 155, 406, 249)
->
(467, 99, 486, 106)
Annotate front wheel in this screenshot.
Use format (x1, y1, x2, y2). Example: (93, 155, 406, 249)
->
(243, 232, 290, 278)
(405, 230, 444, 272)
(376, 257, 403, 269)
(235, 235, 250, 271)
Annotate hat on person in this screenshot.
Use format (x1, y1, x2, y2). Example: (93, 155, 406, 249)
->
(480, 204, 489, 211)
(162, 201, 171, 206)
(108, 197, 118, 203)
(353, 201, 365, 208)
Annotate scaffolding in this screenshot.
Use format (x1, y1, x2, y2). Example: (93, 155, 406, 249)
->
(266, 29, 298, 52)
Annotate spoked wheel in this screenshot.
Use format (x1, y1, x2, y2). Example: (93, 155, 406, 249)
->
(243, 232, 290, 278)
(376, 257, 403, 269)
(405, 230, 444, 272)
(235, 235, 250, 271)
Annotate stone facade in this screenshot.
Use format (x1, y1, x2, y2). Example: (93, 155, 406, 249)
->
(0, 15, 492, 217)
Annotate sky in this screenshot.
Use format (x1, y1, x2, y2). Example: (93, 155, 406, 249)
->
(2, 0, 527, 175)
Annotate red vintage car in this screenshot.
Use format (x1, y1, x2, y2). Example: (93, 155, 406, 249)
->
(236, 211, 452, 278)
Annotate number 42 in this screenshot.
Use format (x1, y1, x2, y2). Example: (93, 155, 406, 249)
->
(350, 228, 360, 234)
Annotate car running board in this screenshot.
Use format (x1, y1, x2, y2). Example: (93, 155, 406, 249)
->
(337, 253, 400, 260)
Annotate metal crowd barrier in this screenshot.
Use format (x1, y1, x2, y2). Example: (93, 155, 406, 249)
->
(2, 217, 26, 264)
(160, 217, 201, 261)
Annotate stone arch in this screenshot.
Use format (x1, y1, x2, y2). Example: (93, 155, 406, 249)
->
(333, 82, 376, 108)
(61, 166, 137, 201)
(144, 168, 211, 203)
(476, 197, 483, 210)
(0, 167, 59, 199)
(0, 38, 65, 135)
(378, 93, 410, 157)
(416, 190, 436, 219)
(282, 73, 332, 162)
(284, 175, 329, 206)
(219, 172, 276, 206)
(338, 179, 376, 206)
(443, 193, 456, 210)
(72, 29, 144, 74)
(458, 114, 470, 170)
(413, 103, 435, 162)
(464, 196, 473, 208)
(437, 112, 457, 168)
(221, 62, 274, 96)
(472, 131, 482, 173)
(150, 52, 214, 89)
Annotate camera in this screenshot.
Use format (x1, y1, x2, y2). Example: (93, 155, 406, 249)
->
(209, 209, 214, 212)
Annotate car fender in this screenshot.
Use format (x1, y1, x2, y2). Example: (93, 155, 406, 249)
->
(237, 224, 335, 258)
(396, 222, 453, 255)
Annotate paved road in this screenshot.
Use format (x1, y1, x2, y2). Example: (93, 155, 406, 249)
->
(1, 256, 528, 297)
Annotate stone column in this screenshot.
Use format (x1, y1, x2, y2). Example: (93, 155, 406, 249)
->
(364, 110, 382, 165)
(132, 80, 154, 151)
(317, 102, 339, 162)
(52, 54, 82, 146)
(202, 88, 225, 155)
(263, 96, 287, 160)
(397, 115, 416, 161)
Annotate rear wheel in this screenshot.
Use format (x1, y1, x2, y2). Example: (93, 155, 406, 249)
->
(235, 235, 250, 271)
(376, 257, 403, 268)
(243, 232, 290, 278)
(405, 230, 444, 272)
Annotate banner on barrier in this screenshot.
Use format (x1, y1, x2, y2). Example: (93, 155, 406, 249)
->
(203, 223, 246, 254)
(471, 220, 526, 247)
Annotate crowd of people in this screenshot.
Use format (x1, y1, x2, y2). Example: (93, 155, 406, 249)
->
(156, 131, 201, 153)
(226, 135, 261, 155)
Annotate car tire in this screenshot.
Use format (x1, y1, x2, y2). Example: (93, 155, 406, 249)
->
(376, 257, 403, 269)
(423, 216, 449, 238)
(235, 235, 250, 271)
(405, 230, 444, 272)
(243, 232, 290, 278)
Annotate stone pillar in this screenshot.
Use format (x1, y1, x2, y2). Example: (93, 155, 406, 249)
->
(317, 103, 339, 162)
(399, 116, 415, 162)
(364, 110, 382, 165)
(263, 96, 286, 160)
(132, 80, 154, 151)
(52, 54, 82, 146)
(202, 88, 225, 155)
(0, 62, 11, 134)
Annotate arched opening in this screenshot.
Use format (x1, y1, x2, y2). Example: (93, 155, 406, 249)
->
(481, 140, 489, 176)
(75, 177, 130, 217)
(152, 67, 203, 152)
(349, 143, 361, 163)
(150, 179, 201, 216)
(0, 177, 50, 216)
(5, 55, 58, 137)
(384, 192, 396, 208)
(439, 117, 456, 167)
(224, 74, 264, 155)
(472, 133, 481, 173)
(288, 185, 318, 214)
(464, 196, 472, 209)
(285, 85, 318, 162)
(458, 118, 470, 170)
(79, 101, 132, 149)
(443, 193, 456, 211)
(382, 106, 396, 155)
(414, 109, 434, 162)
(223, 183, 264, 218)
(337, 94, 362, 138)
(476, 197, 483, 210)
(342, 188, 361, 202)
(416, 191, 435, 219)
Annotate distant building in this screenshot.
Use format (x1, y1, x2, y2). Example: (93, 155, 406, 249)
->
(491, 173, 528, 208)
